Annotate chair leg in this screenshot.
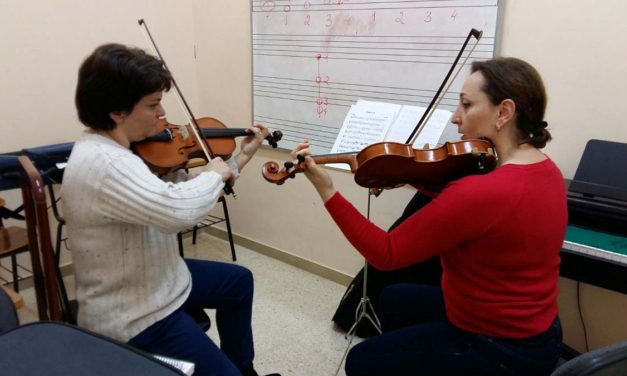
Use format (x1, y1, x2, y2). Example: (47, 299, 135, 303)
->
(54, 223, 63, 265)
(177, 232, 184, 258)
(53, 222, 73, 323)
(10, 255, 18, 292)
(221, 198, 237, 261)
(192, 225, 198, 245)
(55, 263, 73, 323)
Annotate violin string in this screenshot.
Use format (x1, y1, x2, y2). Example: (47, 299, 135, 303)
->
(137, 19, 214, 163)
(409, 30, 483, 147)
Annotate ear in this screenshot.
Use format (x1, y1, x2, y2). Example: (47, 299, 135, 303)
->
(496, 99, 516, 127)
(109, 111, 127, 126)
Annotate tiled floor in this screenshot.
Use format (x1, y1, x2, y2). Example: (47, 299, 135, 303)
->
(13, 233, 365, 376)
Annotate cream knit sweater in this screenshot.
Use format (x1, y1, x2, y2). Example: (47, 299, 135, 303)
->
(62, 132, 230, 342)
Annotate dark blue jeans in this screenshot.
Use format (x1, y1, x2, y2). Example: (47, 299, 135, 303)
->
(345, 284, 562, 376)
(128, 259, 254, 376)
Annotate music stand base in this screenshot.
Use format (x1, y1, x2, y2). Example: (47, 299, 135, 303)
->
(335, 261, 382, 376)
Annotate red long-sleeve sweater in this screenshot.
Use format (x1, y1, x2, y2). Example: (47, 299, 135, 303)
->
(325, 158, 567, 338)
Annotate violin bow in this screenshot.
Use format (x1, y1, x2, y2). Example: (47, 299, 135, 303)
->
(138, 19, 235, 197)
(405, 28, 483, 146)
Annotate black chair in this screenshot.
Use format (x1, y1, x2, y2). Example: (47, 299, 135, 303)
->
(551, 340, 627, 376)
(176, 158, 237, 262)
(0, 288, 186, 375)
(177, 196, 237, 261)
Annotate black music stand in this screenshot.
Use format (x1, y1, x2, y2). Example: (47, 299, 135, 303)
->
(335, 191, 382, 376)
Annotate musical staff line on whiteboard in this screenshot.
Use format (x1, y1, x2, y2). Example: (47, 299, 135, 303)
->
(253, 88, 459, 109)
(252, 35, 493, 64)
(253, 75, 460, 107)
(254, 115, 339, 149)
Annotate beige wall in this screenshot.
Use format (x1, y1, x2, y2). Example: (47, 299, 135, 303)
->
(2, 0, 627, 353)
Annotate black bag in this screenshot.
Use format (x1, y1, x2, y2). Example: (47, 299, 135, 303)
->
(332, 191, 443, 337)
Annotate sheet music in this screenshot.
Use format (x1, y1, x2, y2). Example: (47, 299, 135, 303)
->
(328, 100, 451, 170)
(330, 100, 401, 154)
(385, 106, 452, 149)
(153, 355, 195, 375)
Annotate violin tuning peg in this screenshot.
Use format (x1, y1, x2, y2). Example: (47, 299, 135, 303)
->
(296, 154, 306, 164)
(284, 161, 294, 169)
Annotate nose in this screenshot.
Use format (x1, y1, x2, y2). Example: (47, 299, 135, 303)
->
(451, 107, 461, 125)
(157, 104, 166, 118)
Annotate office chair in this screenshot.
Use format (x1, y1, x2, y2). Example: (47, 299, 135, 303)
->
(551, 340, 627, 376)
(0, 287, 187, 375)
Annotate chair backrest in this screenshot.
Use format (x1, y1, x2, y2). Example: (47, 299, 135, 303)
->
(21, 142, 73, 185)
(17, 155, 62, 321)
(552, 340, 627, 376)
(0, 153, 21, 192)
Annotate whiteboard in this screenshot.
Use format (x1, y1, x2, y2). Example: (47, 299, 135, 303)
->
(252, 0, 500, 154)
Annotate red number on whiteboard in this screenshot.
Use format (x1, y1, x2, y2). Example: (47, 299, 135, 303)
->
(424, 11, 433, 23)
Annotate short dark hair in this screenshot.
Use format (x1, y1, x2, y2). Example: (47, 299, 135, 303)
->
(75, 43, 172, 130)
(471, 57, 551, 148)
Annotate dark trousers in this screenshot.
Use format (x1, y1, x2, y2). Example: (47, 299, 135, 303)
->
(345, 284, 562, 376)
(128, 259, 254, 376)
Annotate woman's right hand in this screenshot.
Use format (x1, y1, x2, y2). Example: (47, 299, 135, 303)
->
(291, 140, 337, 202)
(203, 157, 234, 185)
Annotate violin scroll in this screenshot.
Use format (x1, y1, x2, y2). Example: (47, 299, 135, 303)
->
(262, 161, 299, 185)
(262, 153, 357, 185)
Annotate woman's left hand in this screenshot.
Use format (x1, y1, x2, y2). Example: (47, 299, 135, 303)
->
(234, 124, 269, 171)
(240, 124, 269, 158)
(291, 140, 337, 202)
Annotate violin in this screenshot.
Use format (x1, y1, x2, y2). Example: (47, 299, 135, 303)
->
(133, 117, 282, 176)
(262, 139, 496, 189)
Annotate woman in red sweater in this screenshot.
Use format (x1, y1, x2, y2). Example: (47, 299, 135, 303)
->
(292, 57, 567, 375)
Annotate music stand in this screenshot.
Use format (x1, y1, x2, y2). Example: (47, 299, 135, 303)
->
(335, 191, 382, 376)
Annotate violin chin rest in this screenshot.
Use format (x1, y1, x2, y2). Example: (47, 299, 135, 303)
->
(185, 158, 206, 169)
